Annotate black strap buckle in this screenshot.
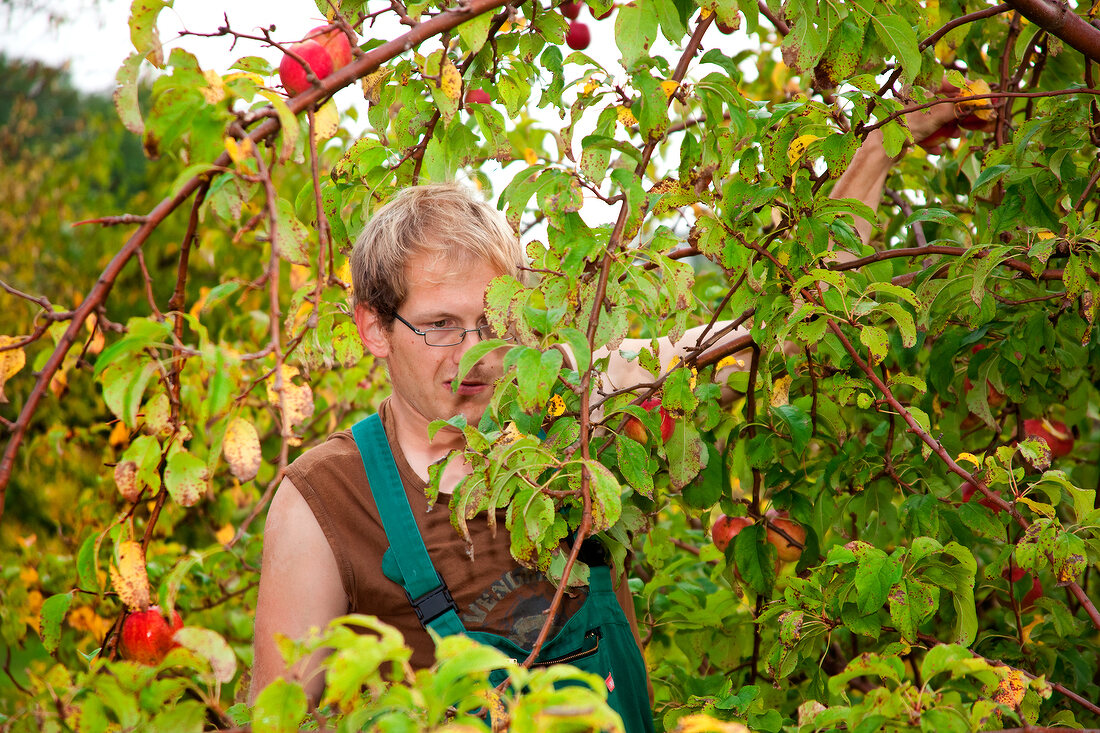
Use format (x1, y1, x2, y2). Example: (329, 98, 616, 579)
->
(406, 573, 457, 627)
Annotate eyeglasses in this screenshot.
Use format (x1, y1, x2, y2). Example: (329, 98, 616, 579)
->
(391, 312, 514, 347)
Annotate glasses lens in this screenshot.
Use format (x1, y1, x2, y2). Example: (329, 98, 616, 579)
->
(424, 328, 465, 346)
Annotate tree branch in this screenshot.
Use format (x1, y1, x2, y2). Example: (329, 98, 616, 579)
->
(1004, 0, 1100, 62)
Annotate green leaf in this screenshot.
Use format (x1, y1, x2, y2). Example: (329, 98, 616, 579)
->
(733, 523, 776, 595)
(616, 435, 654, 498)
(614, 1, 659, 69)
(40, 592, 74, 654)
(274, 198, 311, 266)
(251, 678, 307, 733)
(859, 324, 889, 365)
(872, 13, 920, 84)
(920, 643, 971, 682)
(456, 339, 512, 391)
(456, 11, 492, 54)
(586, 460, 623, 533)
(854, 547, 901, 615)
(128, 0, 170, 67)
(165, 449, 209, 507)
(771, 404, 811, 454)
(558, 327, 591, 374)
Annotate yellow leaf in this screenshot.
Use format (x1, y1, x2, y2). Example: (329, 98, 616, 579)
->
(583, 78, 600, 95)
(223, 417, 262, 482)
(20, 567, 38, 585)
(495, 422, 523, 447)
(111, 541, 151, 612)
(312, 99, 340, 144)
(0, 335, 27, 403)
(266, 366, 315, 428)
(787, 134, 821, 166)
(1034, 229, 1056, 240)
(224, 136, 252, 164)
(957, 452, 982, 467)
(109, 421, 130, 449)
(201, 69, 226, 104)
(699, 7, 714, 18)
(215, 523, 235, 545)
(548, 394, 566, 417)
(660, 79, 679, 99)
(439, 58, 462, 101)
(716, 355, 745, 371)
(617, 105, 637, 127)
(771, 375, 791, 407)
(523, 147, 538, 165)
(361, 67, 392, 104)
(143, 392, 172, 436)
(992, 668, 1027, 707)
(84, 314, 105, 355)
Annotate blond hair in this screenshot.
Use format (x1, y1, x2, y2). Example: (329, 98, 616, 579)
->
(349, 183, 524, 320)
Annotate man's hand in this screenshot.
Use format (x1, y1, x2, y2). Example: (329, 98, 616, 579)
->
(910, 78, 997, 155)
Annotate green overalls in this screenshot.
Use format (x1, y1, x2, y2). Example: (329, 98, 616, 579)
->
(352, 414, 656, 733)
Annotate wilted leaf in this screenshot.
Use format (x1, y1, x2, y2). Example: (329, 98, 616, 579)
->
(0, 335, 27, 403)
(222, 417, 262, 482)
(40, 592, 74, 654)
(110, 540, 151, 612)
(174, 627, 238, 684)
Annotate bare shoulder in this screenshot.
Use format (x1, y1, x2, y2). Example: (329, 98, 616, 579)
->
(251, 476, 346, 703)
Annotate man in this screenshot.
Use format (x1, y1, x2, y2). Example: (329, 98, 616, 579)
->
(250, 101, 961, 706)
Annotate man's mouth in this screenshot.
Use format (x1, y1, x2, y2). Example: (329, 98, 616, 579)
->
(449, 378, 488, 396)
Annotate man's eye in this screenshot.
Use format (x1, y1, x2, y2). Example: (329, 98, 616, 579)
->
(429, 320, 451, 329)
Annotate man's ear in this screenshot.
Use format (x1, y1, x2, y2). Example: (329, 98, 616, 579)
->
(354, 304, 391, 358)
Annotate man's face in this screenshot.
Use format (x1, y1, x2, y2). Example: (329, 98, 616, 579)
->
(357, 252, 507, 437)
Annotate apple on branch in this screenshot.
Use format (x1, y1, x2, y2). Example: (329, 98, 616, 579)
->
(119, 605, 184, 665)
(622, 397, 675, 444)
(279, 40, 335, 97)
(765, 510, 805, 563)
(711, 514, 751, 552)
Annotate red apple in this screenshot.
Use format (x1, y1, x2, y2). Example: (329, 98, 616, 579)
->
(565, 21, 591, 50)
(279, 39, 335, 97)
(716, 20, 738, 34)
(962, 482, 1003, 513)
(119, 606, 183, 665)
(1001, 567, 1042, 610)
(465, 88, 491, 105)
(1023, 418, 1073, 458)
(711, 514, 751, 552)
(306, 24, 353, 69)
(765, 511, 805, 563)
(560, 1, 583, 19)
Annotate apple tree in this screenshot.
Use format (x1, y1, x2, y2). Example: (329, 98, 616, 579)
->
(2, 0, 1100, 730)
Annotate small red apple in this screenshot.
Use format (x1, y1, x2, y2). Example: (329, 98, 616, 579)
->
(465, 88, 491, 105)
(119, 606, 183, 665)
(560, 1, 583, 19)
(565, 21, 591, 50)
(711, 514, 751, 552)
(623, 398, 674, 443)
(306, 24, 353, 69)
(279, 39, 335, 96)
(765, 511, 805, 563)
(716, 20, 738, 34)
(1023, 418, 1073, 458)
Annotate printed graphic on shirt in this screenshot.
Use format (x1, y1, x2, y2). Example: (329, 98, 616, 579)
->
(460, 567, 587, 648)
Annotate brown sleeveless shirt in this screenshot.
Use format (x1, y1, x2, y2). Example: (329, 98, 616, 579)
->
(285, 400, 638, 669)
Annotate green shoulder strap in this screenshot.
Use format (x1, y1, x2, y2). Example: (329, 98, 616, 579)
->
(351, 413, 466, 637)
